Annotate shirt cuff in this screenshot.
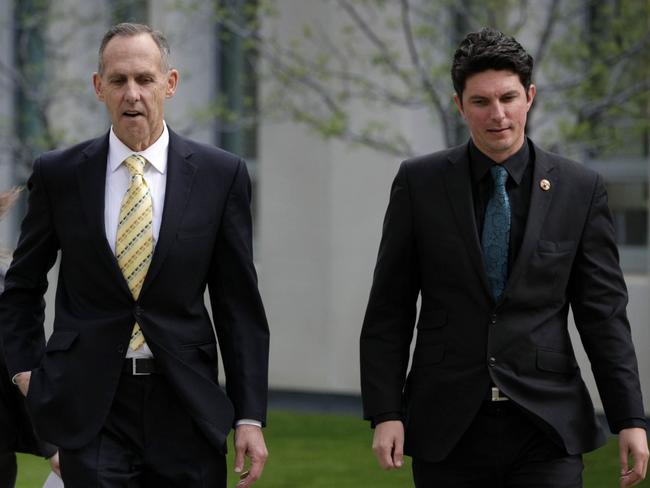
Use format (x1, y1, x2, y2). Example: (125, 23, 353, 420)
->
(236, 419, 262, 428)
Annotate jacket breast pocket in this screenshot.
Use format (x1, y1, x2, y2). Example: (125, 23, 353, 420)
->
(537, 239, 575, 255)
(177, 222, 218, 241)
(518, 241, 576, 303)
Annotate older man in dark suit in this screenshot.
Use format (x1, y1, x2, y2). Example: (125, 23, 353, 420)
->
(0, 23, 269, 488)
(361, 27, 648, 487)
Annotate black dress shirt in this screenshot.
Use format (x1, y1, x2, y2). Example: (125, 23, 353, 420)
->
(469, 138, 533, 273)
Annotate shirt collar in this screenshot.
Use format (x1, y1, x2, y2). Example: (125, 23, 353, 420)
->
(469, 137, 530, 186)
(108, 122, 169, 174)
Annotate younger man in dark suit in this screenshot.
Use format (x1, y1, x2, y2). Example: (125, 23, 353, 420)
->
(360, 27, 648, 487)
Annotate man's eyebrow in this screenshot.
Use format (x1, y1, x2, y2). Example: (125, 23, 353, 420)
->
(467, 90, 520, 100)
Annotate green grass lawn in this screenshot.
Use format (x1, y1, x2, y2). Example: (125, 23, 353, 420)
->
(16, 410, 646, 487)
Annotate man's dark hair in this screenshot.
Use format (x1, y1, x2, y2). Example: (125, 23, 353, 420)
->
(98, 22, 171, 75)
(451, 27, 533, 100)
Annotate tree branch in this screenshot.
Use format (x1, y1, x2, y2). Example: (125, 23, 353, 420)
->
(579, 78, 650, 120)
(336, 0, 410, 84)
(533, 0, 561, 68)
(399, 0, 450, 144)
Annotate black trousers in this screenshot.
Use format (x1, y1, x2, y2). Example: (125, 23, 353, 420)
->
(0, 452, 17, 488)
(59, 372, 226, 488)
(412, 401, 583, 488)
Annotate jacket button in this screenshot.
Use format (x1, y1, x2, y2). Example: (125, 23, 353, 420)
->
(488, 357, 496, 367)
(490, 314, 497, 324)
(117, 344, 125, 354)
(134, 305, 143, 316)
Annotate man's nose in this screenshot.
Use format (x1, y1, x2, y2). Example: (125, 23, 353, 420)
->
(124, 80, 140, 103)
(490, 102, 506, 121)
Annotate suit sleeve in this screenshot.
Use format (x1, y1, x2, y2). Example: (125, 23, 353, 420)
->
(0, 158, 59, 378)
(360, 162, 420, 424)
(568, 174, 646, 433)
(207, 159, 269, 425)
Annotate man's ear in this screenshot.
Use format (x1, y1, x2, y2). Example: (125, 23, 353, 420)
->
(165, 69, 179, 98)
(92, 73, 104, 101)
(526, 83, 537, 109)
(453, 93, 464, 118)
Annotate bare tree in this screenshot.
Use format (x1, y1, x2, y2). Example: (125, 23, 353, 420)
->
(201, 0, 650, 160)
(0, 2, 106, 179)
(2, 0, 648, 169)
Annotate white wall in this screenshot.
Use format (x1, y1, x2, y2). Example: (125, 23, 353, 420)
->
(257, 0, 401, 393)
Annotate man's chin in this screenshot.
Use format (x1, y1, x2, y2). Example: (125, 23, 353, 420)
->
(114, 126, 150, 151)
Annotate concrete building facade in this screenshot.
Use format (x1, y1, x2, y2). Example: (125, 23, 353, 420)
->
(0, 0, 647, 415)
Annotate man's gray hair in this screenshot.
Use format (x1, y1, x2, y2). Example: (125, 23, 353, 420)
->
(98, 22, 171, 74)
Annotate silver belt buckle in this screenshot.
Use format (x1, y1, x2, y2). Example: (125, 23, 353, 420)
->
(491, 386, 509, 402)
(132, 358, 150, 376)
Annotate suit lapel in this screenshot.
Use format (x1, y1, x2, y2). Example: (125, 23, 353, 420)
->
(503, 143, 556, 300)
(76, 134, 131, 294)
(443, 145, 493, 298)
(140, 130, 197, 294)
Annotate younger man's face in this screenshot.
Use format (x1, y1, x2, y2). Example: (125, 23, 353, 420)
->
(454, 69, 536, 163)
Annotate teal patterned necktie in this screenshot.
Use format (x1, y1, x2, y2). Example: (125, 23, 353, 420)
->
(482, 165, 511, 302)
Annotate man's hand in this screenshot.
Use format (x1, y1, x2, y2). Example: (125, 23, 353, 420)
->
(48, 451, 61, 478)
(234, 424, 268, 487)
(14, 371, 31, 397)
(619, 427, 649, 487)
(372, 420, 404, 470)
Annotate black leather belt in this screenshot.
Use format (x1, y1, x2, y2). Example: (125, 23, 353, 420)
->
(123, 357, 157, 375)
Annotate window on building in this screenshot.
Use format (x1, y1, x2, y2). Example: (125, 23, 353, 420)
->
(582, 0, 649, 273)
(215, 0, 259, 212)
(215, 0, 258, 160)
(13, 0, 49, 180)
(11, 0, 50, 236)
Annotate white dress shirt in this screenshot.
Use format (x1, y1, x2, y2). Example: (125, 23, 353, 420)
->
(105, 124, 169, 359)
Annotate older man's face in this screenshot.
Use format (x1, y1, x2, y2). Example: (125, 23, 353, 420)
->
(93, 33, 178, 151)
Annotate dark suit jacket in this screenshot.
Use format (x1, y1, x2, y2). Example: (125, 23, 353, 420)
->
(0, 129, 270, 452)
(360, 140, 645, 462)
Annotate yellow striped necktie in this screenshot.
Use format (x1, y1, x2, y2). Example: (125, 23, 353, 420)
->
(116, 154, 153, 351)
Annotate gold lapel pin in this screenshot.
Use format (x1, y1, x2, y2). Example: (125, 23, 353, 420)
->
(540, 179, 551, 191)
